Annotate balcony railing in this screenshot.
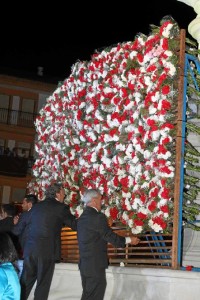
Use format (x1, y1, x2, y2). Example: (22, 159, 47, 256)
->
(0, 155, 35, 177)
(0, 108, 38, 128)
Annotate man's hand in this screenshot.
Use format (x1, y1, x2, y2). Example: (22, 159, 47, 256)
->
(13, 215, 19, 225)
(130, 236, 140, 245)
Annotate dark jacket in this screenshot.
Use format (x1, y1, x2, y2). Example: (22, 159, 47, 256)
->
(23, 197, 77, 259)
(12, 210, 31, 250)
(12, 206, 70, 261)
(0, 216, 14, 232)
(77, 206, 126, 277)
(0, 216, 21, 256)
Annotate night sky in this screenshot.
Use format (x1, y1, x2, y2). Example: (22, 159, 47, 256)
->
(0, 0, 196, 83)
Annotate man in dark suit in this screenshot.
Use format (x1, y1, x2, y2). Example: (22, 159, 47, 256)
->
(77, 188, 140, 300)
(12, 194, 38, 277)
(20, 182, 77, 300)
(12, 194, 38, 252)
(54, 188, 69, 263)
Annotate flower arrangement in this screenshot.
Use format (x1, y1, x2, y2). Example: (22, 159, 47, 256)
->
(28, 17, 199, 234)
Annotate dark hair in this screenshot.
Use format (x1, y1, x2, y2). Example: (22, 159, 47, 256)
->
(24, 194, 38, 205)
(45, 182, 63, 198)
(1, 204, 16, 217)
(0, 232, 18, 264)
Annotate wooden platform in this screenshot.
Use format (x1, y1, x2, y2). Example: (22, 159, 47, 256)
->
(61, 227, 173, 268)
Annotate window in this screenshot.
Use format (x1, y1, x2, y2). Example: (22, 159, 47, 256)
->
(11, 188, 26, 204)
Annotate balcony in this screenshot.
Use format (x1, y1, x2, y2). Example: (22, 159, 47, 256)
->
(0, 108, 38, 128)
(0, 155, 34, 177)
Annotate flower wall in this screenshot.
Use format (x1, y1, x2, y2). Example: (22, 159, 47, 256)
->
(28, 18, 181, 234)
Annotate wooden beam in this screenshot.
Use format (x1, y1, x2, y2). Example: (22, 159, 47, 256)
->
(172, 29, 186, 269)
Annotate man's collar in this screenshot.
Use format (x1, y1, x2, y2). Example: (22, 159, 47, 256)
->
(86, 205, 99, 212)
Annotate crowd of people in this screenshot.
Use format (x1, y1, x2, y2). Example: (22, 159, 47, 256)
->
(0, 147, 35, 177)
(0, 183, 140, 300)
(0, 146, 29, 158)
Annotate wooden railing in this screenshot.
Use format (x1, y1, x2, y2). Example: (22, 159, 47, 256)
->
(0, 155, 34, 177)
(61, 227, 79, 263)
(0, 108, 38, 128)
(61, 227, 173, 268)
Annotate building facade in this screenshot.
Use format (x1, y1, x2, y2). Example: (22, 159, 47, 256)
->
(0, 74, 56, 204)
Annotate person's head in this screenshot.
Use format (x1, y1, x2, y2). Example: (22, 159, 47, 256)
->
(1, 204, 16, 219)
(82, 189, 102, 211)
(0, 232, 18, 264)
(45, 182, 66, 202)
(22, 194, 38, 212)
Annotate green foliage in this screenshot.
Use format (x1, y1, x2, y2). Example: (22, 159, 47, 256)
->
(183, 36, 200, 230)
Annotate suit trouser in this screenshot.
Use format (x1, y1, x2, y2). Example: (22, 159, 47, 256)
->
(20, 254, 55, 300)
(80, 271, 107, 300)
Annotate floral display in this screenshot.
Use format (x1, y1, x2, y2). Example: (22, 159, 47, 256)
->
(28, 17, 182, 234)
